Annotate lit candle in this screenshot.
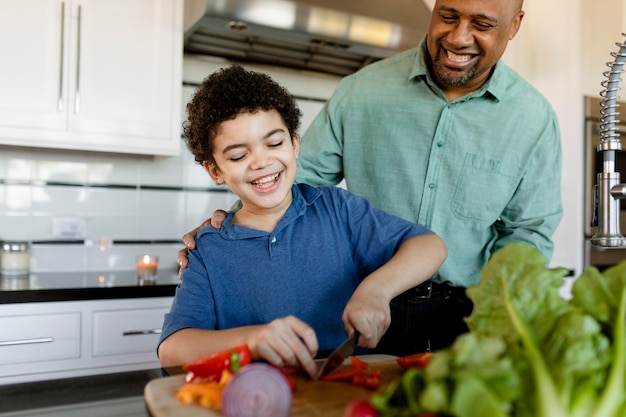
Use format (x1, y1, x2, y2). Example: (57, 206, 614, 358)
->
(136, 254, 158, 281)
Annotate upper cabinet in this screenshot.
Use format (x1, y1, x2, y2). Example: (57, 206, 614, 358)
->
(0, 0, 183, 156)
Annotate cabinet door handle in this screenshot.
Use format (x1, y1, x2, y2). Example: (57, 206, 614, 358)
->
(122, 329, 162, 336)
(74, 4, 82, 114)
(58, 2, 66, 112)
(0, 337, 55, 347)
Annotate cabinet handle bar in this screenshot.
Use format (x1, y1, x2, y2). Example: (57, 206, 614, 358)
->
(122, 329, 162, 336)
(0, 337, 55, 347)
(74, 4, 82, 114)
(58, 2, 65, 112)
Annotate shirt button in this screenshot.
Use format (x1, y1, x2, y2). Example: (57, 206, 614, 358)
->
(428, 183, 436, 189)
(271, 237, 277, 243)
(437, 141, 444, 148)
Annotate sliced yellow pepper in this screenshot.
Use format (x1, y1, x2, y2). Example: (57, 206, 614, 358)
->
(176, 368, 233, 409)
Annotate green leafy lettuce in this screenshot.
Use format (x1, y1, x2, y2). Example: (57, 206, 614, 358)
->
(371, 243, 626, 417)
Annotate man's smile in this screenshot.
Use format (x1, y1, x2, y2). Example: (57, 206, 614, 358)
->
(446, 50, 473, 63)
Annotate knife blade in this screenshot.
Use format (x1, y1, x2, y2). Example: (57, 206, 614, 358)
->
(314, 330, 360, 380)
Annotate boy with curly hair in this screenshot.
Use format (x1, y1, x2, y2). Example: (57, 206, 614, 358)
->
(157, 65, 447, 378)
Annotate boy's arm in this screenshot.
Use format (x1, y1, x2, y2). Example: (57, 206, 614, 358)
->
(342, 233, 447, 349)
(158, 315, 319, 378)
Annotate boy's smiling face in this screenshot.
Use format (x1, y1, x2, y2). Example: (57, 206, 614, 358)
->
(205, 109, 299, 221)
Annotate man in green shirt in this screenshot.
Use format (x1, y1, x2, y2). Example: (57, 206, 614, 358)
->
(179, 0, 562, 356)
(295, 0, 562, 355)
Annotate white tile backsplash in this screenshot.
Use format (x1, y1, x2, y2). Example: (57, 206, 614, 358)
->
(0, 149, 220, 271)
(25, 214, 53, 241)
(182, 152, 213, 188)
(6, 154, 34, 181)
(31, 185, 88, 216)
(137, 215, 187, 241)
(87, 155, 140, 185)
(33, 160, 88, 183)
(86, 188, 137, 216)
(138, 153, 185, 187)
(137, 189, 185, 217)
(29, 244, 86, 272)
(0, 213, 32, 241)
(184, 190, 237, 220)
(0, 147, 236, 271)
(4, 184, 31, 211)
(27, 241, 182, 273)
(86, 215, 138, 241)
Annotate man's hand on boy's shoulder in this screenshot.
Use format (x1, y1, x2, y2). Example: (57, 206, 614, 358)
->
(177, 210, 228, 279)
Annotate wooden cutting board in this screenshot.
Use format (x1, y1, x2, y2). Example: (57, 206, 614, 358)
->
(144, 354, 403, 417)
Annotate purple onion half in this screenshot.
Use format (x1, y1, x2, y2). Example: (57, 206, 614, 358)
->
(221, 363, 293, 417)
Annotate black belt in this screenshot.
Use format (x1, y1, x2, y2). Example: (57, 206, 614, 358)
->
(413, 281, 465, 299)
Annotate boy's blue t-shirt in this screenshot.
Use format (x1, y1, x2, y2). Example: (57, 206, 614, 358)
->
(159, 183, 432, 355)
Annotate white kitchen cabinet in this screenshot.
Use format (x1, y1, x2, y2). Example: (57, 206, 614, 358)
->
(92, 306, 168, 357)
(0, 297, 173, 385)
(0, 0, 183, 156)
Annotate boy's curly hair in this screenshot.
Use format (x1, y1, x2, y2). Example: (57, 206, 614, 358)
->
(183, 65, 302, 166)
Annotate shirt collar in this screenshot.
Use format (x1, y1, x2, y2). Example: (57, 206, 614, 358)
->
(410, 35, 504, 102)
(201, 183, 322, 240)
(290, 183, 322, 213)
(275, 183, 321, 233)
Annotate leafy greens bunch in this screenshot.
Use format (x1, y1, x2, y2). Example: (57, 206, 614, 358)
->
(371, 243, 626, 417)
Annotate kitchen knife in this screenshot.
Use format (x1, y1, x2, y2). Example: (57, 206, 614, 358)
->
(314, 330, 360, 380)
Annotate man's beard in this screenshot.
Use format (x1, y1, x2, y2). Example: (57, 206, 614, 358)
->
(432, 52, 477, 87)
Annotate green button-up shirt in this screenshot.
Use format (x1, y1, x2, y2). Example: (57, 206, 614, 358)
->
(297, 37, 563, 287)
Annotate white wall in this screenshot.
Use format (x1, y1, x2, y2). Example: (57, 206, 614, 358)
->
(503, 0, 585, 274)
(581, 0, 626, 97)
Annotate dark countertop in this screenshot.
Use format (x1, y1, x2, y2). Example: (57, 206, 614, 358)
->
(0, 270, 180, 304)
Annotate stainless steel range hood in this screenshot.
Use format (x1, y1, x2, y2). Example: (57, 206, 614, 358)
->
(183, 0, 431, 76)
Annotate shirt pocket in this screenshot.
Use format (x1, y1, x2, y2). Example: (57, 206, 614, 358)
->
(451, 153, 519, 223)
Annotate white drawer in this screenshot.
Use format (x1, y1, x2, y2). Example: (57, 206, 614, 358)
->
(0, 313, 81, 365)
(92, 307, 167, 357)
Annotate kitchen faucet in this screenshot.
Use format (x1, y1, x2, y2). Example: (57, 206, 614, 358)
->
(591, 33, 626, 247)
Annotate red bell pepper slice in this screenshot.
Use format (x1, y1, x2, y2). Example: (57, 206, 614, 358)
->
(183, 344, 252, 382)
(351, 369, 381, 390)
(396, 351, 433, 370)
(320, 356, 381, 389)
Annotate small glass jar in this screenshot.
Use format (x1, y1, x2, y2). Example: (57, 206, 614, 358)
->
(0, 242, 30, 276)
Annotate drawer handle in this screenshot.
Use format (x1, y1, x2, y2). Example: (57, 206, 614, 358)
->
(0, 337, 55, 347)
(122, 329, 162, 336)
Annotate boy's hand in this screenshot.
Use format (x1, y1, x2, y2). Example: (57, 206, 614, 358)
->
(342, 283, 391, 350)
(177, 210, 228, 278)
(251, 316, 319, 379)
